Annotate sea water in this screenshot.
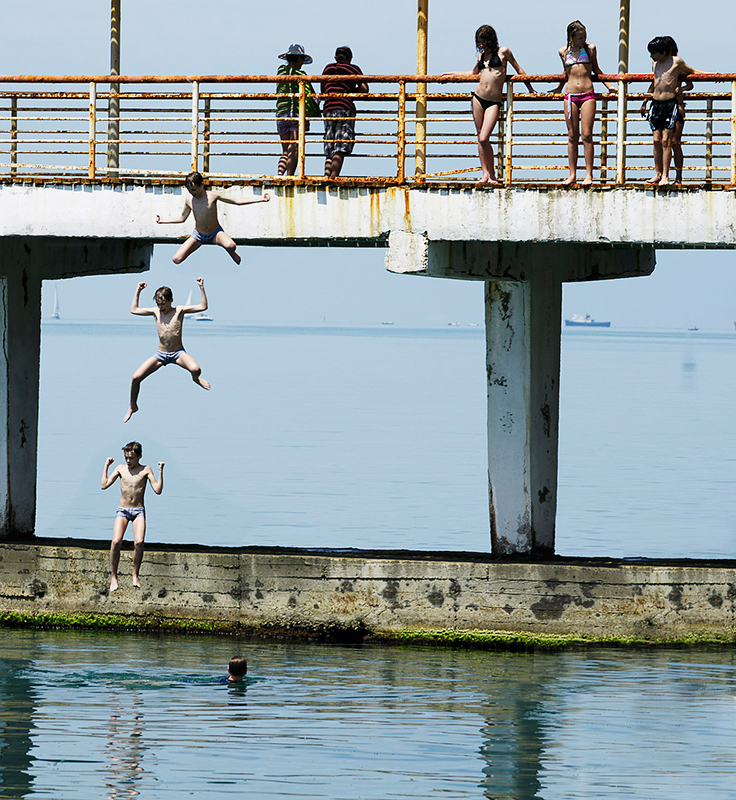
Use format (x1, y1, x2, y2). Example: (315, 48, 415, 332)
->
(1, 628, 735, 800)
(35, 323, 736, 558)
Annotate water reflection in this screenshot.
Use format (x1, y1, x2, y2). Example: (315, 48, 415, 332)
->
(104, 691, 145, 799)
(0, 650, 38, 798)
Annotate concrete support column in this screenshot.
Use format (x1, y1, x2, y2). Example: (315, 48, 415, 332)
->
(485, 272, 561, 555)
(0, 255, 41, 539)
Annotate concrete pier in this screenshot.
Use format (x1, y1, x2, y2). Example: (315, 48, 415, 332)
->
(0, 182, 733, 554)
(0, 541, 734, 643)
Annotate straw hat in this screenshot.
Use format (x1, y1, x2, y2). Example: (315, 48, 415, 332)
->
(278, 44, 313, 65)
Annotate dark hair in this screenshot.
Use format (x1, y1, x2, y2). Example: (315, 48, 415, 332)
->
(154, 286, 173, 303)
(475, 25, 499, 57)
(123, 441, 142, 457)
(566, 20, 587, 53)
(184, 171, 203, 191)
(648, 36, 677, 56)
(335, 46, 353, 63)
(228, 655, 248, 677)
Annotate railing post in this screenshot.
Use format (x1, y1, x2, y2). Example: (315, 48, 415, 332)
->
(600, 97, 608, 183)
(616, 76, 627, 185)
(415, 78, 427, 180)
(297, 81, 306, 179)
(397, 81, 406, 183)
(503, 80, 513, 185)
(203, 96, 211, 175)
(705, 97, 713, 183)
(10, 96, 17, 179)
(88, 82, 97, 180)
(107, 82, 120, 179)
(496, 96, 505, 181)
(191, 81, 200, 172)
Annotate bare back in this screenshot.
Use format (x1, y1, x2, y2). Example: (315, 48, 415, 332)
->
(189, 189, 223, 235)
(115, 464, 153, 508)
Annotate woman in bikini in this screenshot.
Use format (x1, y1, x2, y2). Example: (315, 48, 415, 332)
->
(445, 25, 534, 185)
(556, 21, 615, 186)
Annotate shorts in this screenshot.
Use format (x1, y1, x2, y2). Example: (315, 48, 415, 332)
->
(154, 348, 185, 366)
(277, 113, 310, 137)
(323, 109, 356, 158)
(193, 226, 223, 244)
(648, 98, 682, 132)
(116, 507, 146, 522)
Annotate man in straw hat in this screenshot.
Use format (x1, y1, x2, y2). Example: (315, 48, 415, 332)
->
(276, 44, 319, 176)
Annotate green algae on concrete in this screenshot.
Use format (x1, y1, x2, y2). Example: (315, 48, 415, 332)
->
(2, 612, 734, 650)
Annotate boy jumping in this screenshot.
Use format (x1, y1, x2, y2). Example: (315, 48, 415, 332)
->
(639, 36, 696, 186)
(156, 171, 270, 264)
(124, 278, 210, 423)
(101, 442, 164, 592)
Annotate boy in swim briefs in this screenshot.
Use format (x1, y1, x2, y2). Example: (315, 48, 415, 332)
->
(639, 36, 696, 186)
(156, 171, 270, 264)
(101, 441, 164, 592)
(123, 278, 210, 423)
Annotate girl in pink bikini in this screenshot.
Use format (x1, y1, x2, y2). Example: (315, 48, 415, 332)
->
(555, 21, 615, 186)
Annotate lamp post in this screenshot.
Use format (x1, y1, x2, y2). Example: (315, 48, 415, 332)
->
(615, 0, 630, 184)
(108, 0, 121, 176)
(415, 0, 428, 178)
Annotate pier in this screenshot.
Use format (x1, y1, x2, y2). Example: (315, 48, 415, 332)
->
(2, 69, 736, 639)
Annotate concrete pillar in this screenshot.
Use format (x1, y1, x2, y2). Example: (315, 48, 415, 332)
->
(0, 237, 152, 540)
(0, 254, 41, 538)
(386, 235, 655, 556)
(485, 272, 561, 555)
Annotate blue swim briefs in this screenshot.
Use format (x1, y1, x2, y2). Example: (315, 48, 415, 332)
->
(193, 226, 223, 244)
(116, 506, 146, 521)
(154, 348, 185, 366)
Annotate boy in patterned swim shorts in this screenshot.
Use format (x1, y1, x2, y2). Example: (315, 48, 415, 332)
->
(639, 37, 696, 187)
(101, 441, 164, 592)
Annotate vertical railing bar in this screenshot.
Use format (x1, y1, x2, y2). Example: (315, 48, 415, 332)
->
(497, 92, 505, 181)
(616, 76, 627, 185)
(107, 81, 120, 179)
(10, 95, 17, 179)
(191, 80, 199, 172)
(504, 80, 513, 185)
(203, 95, 211, 174)
(88, 81, 97, 180)
(297, 81, 306, 179)
(731, 81, 736, 186)
(600, 97, 608, 183)
(415, 77, 427, 180)
(705, 97, 713, 183)
(397, 81, 406, 184)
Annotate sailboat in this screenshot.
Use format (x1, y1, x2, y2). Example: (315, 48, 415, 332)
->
(50, 287, 60, 320)
(185, 289, 213, 322)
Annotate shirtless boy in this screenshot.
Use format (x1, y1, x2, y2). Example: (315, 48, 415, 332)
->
(123, 278, 210, 423)
(156, 171, 270, 265)
(639, 37, 696, 187)
(101, 442, 164, 592)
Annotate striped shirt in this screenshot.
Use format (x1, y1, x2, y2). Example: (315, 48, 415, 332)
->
(276, 64, 316, 116)
(320, 62, 366, 114)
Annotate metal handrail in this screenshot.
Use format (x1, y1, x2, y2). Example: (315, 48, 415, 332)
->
(1, 73, 735, 186)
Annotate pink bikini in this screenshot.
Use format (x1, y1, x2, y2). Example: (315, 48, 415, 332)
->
(564, 47, 596, 115)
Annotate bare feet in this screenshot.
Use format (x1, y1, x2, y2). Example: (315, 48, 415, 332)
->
(123, 404, 138, 423)
(658, 176, 670, 187)
(196, 377, 211, 390)
(645, 175, 662, 185)
(132, 575, 141, 588)
(110, 576, 119, 593)
(562, 175, 576, 186)
(581, 176, 593, 187)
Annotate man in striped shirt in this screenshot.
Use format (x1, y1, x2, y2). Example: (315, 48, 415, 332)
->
(320, 47, 368, 177)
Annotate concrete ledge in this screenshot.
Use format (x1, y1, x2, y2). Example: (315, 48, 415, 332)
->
(1, 540, 734, 645)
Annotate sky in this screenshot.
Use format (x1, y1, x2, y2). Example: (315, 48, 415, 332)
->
(6, 0, 736, 329)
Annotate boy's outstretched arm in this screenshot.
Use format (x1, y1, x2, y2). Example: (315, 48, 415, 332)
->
(101, 457, 120, 490)
(183, 277, 208, 313)
(156, 200, 192, 224)
(214, 191, 270, 206)
(131, 281, 155, 316)
(148, 462, 164, 494)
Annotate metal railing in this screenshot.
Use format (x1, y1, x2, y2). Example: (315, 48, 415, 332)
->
(0, 73, 734, 186)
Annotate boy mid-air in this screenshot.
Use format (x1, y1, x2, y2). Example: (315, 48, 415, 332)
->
(123, 278, 210, 423)
(101, 442, 164, 592)
(156, 171, 270, 264)
(639, 36, 696, 186)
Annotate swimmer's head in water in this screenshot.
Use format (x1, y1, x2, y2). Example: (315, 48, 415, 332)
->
(475, 25, 498, 56)
(228, 655, 248, 680)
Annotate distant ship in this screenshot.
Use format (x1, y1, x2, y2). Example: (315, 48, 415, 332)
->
(564, 314, 610, 328)
(50, 287, 60, 320)
(194, 313, 213, 322)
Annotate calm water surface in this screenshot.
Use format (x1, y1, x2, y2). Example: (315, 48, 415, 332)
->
(36, 323, 736, 557)
(1, 629, 736, 800)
